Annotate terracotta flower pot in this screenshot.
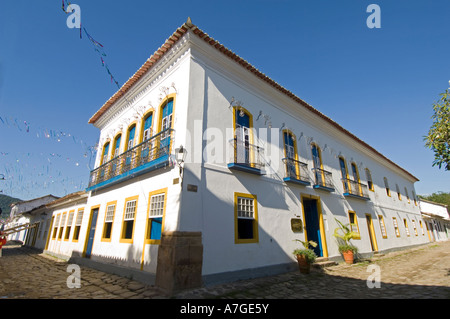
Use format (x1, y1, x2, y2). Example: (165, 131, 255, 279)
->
(296, 254, 311, 274)
(342, 250, 354, 264)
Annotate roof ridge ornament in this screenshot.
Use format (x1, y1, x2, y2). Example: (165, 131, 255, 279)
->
(186, 17, 193, 28)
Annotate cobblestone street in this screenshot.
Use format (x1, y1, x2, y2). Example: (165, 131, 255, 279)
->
(0, 240, 449, 299)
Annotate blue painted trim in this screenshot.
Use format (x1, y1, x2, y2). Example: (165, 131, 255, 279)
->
(227, 163, 263, 175)
(283, 177, 310, 186)
(86, 155, 170, 192)
(313, 184, 334, 192)
(343, 193, 370, 201)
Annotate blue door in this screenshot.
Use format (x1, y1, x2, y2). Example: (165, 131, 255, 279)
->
(303, 199, 323, 257)
(85, 208, 99, 258)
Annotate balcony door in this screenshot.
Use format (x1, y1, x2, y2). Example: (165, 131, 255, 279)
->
(235, 109, 250, 165)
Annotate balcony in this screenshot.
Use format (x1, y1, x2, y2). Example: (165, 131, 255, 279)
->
(342, 178, 370, 200)
(282, 158, 310, 186)
(311, 168, 334, 192)
(227, 138, 265, 175)
(87, 129, 174, 192)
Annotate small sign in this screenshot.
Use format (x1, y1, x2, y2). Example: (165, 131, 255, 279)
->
(187, 184, 198, 192)
(291, 218, 303, 233)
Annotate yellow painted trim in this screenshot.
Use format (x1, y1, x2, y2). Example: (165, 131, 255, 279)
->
(392, 217, 400, 237)
(44, 216, 55, 250)
(72, 207, 85, 242)
(403, 218, 410, 236)
(350, 162, 363, 195)
(125, 122, 138, 151)
(82, 205, 101, 258)
(348, 211, 361, 240)
(396, 184, 402, 201)
(52, 213, 60, 240)
(233, 106, 255, 167)
(282, 129, 301, 179)
(384, 177, 391, 197)
(64, 210, 75, 241)
(311, 143, 325, 183)
(112, 132, 123, 158)
(140, 188, 168, 270)
(119, 195, 139, 244)
(58, 212, 67, 241)
(100, 139, 111, 165)
(101, 200, 117, 242)
(156, 94, 177, 156)
(138, 108, 155, 144)
(234, 192, 259, 244)
(365, 214, 378, 251)
(378, 215, 388, 239)
(365, 168, 375, 192)
(338, 156, 350, 192)
(300, 194, 328, 258)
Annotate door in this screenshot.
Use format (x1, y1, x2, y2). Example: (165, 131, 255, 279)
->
(303, 199, 323, 257)
(235, 109, 250, 165)
(365, 214, 378, 252)
(84, 208, 99, 258)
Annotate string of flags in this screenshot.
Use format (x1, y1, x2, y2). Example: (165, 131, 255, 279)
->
(61, 0, 121, 89)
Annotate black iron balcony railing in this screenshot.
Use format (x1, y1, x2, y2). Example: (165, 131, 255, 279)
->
(88, 128, 174, 190)
(342, 178, 370, 200)
(227, 138, 264, 174)
(282, 158, 310, 185)
(311, 167, 334, 191)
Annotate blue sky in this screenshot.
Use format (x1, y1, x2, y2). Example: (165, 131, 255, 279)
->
(0, 0, 448, 200)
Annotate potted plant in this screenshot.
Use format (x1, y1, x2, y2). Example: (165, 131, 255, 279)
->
(293, 239, 318, 274)
(333, 219, 359, 264)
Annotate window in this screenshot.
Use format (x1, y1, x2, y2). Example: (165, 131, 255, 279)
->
(102, 202, 116, 241)
(412, 190, 418, 206)
(113, 134, 121, 158)
(126, 124, 136, 151)
(312, 144, 325, 185)
(384, 177, 391, 197)
(378, 215, 387, 238)
(411, 219, 418, 236)
(141, 112, 153, 142)
(234, 107, 252, 165)
(404, 187, 410, 203)
(64, 210, 75, 241)
(121, 196, 138, 243)
(348, 211, 360, 239)
(419, 220, 425, 235)
(393, 217, 400, 237)
(339, 156, 349, 190)
(101, 142, 110, 165)
(234, 193, 259, 244)
(283, 130, 300, 178)
(53, 214, 61, 239)
(160, 99, 174, 152)
(73, 209, 84, 241)
(403, 219, 410, 236)
(365, 168, 374, 191)
(58, 212, 66, 240)
(145, 189, 167, 244)
(396, 184, 402, 200)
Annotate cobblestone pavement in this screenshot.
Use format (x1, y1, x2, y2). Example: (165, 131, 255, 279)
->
(0, 240, 449, 299)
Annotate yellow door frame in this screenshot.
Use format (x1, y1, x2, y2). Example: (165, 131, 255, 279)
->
(365, 214, 378, 252)
(300, 194, 328, 258)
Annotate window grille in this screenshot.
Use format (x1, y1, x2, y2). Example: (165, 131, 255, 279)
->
(124, 200, 137, 220)
(105, 205, 115, 222)
(149, 194, 165, 217)
(237, 197, 254, 219)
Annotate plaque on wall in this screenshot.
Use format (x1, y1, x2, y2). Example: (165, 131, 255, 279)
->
(291, 218, 303, 233)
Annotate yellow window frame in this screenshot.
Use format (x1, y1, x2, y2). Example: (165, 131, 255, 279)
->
(348, 211, 361, 239)
(234, 192, 259, 244)
(120, 195, 139, 244)
(101, 200, 117, 242)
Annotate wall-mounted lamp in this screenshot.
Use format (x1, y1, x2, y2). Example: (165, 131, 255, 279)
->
(175, 145, 187, 178)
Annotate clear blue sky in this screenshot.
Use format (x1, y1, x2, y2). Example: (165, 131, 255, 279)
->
(0, 0, 448, 200)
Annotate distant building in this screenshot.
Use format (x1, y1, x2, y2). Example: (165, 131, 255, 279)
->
(420, 199, 450, 242)
(32, 19, 430, 293)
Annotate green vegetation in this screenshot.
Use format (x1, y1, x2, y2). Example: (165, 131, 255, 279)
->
(0, 194, 22, 219)
(418, 191, 450, 210)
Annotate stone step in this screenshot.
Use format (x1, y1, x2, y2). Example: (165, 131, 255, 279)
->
(313, 259, 338, 269)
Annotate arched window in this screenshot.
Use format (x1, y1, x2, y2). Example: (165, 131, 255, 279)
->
(311, 144, 325, 185)
(142, 112, 153, 142)
(101, 142, 110, 165)
(384, 177, 391, 197)
(159, 99, 174, 153)
(113, 134, 121, 158)
(365, 168, 374, 191)
(283, 130, 299, 179)
(396, 184, 401, 200)
(126, 124, 136, 151)
(234, 107, 253, 166)
(338, 156, 349, 192)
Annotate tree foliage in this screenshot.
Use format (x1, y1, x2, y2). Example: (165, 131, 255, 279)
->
(418, 191, 450, 208)
(424, 89, 450, 170)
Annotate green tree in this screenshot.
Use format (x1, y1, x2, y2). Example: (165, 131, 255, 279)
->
(418, 191, 450, 208)
(424, 88, 450, 170)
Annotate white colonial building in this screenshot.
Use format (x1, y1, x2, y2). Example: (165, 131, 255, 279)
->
(420, 199, 450, 242)
(38, 19, 430, 292)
